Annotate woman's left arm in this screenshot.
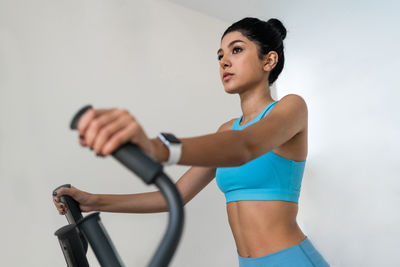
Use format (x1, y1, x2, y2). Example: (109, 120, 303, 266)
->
(174, 94, 307, 167)
(76, 94, 306, 168)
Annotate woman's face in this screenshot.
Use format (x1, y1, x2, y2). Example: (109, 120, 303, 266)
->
(218, 31, 268, 94)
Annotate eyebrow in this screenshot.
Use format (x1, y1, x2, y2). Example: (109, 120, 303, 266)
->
(217, 40, 245, 54)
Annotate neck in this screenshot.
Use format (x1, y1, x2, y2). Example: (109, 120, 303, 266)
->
(238, 83, 274, 124)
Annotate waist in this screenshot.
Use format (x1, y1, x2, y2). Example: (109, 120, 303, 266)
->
(227, 200, 305, 258)
(227, 200, 299, 228)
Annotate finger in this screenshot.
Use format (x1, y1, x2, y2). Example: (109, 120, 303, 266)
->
(93, 114, 132, 154)
(53, 187, 71, 198)
(54, 187, 79, 203)
(61, 202, 68, 211)
(53, 197, 61, 205)
(77, 108, 108, 138)
(60, 207, 67, 215)
(57, 202, 66, 213)
(102, 122, 139, 155)
(53, 198, 62, 211)
(84, 109, 122, 148)
(79, 136, 87, 147)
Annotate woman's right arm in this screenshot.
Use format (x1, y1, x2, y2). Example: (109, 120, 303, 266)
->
(97, 166, 216, 213)
(53, 165, 216, 214)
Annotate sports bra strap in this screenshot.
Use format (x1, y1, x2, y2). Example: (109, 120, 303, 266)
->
(260, 100, 279, 119)
(233, 100, 279, 129)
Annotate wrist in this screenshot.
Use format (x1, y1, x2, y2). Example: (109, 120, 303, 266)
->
(151, 137, 169, 163)
(90, 193, 102, 212)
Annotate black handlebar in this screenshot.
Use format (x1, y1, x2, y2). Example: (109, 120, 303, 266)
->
(54, 104, 185, 267)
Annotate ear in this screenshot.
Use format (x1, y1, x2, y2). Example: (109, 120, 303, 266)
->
(263, 51, 279, 72)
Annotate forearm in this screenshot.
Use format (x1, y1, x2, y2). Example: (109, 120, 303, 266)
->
(94, 191, 168, 213)
(151, 131, 250, 168)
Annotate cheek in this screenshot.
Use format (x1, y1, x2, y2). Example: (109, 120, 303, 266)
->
(239, 57, 262, 80)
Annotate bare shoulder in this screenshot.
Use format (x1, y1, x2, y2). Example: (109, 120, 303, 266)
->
(277, 94, 308, 115)
(217, 118, 236, 132)
(270, 94, 308, 160)
(271, 94, 308, 134)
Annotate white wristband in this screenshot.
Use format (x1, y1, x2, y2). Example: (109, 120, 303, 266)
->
(166, 142, 182, 165)
(157, 133, 182, 166)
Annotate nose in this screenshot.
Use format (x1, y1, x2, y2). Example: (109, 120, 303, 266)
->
(219, 55, 231, 69)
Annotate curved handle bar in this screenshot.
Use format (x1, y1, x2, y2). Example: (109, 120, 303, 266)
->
(70, 105, 185, 267)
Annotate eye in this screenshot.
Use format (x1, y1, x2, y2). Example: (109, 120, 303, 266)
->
(217, 47, 242, 61)
(232, 47, 242, 54)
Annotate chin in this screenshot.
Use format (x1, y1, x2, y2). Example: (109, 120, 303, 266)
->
(223, 81, 244, 94)
(224, 87, 240, 94)
(222, 81, 238, 94)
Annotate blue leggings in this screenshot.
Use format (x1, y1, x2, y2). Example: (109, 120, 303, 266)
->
(237, 236, 330, 267)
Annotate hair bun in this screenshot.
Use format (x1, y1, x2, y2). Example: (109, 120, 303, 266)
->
(267, 18, 287, 40)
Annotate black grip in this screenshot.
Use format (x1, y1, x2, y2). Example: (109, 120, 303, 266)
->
(112, 143, 163, 184)
(53, 184, 83, 224)
(70, 105, 163, 184)
(53, 184, 88, 254)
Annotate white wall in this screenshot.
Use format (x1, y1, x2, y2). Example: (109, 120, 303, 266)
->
(1, 0, 399, 266)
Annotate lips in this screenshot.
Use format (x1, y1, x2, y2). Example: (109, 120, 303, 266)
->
(223, 72, 234, 81)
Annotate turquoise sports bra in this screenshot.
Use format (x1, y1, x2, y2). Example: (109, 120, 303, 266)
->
(215, 100, 306, 204)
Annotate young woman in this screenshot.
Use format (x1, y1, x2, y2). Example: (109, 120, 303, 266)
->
(53, 17, 330, 266)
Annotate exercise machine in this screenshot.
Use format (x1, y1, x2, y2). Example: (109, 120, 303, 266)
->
(53, 105, 185, 267)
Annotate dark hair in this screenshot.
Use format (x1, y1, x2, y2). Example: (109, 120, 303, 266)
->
(221, 17, 287, 85)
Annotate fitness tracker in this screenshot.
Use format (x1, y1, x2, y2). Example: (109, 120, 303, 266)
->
(157, 132, 182, 165)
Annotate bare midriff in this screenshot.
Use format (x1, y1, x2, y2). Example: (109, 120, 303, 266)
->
(227, 200, 307, 258)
